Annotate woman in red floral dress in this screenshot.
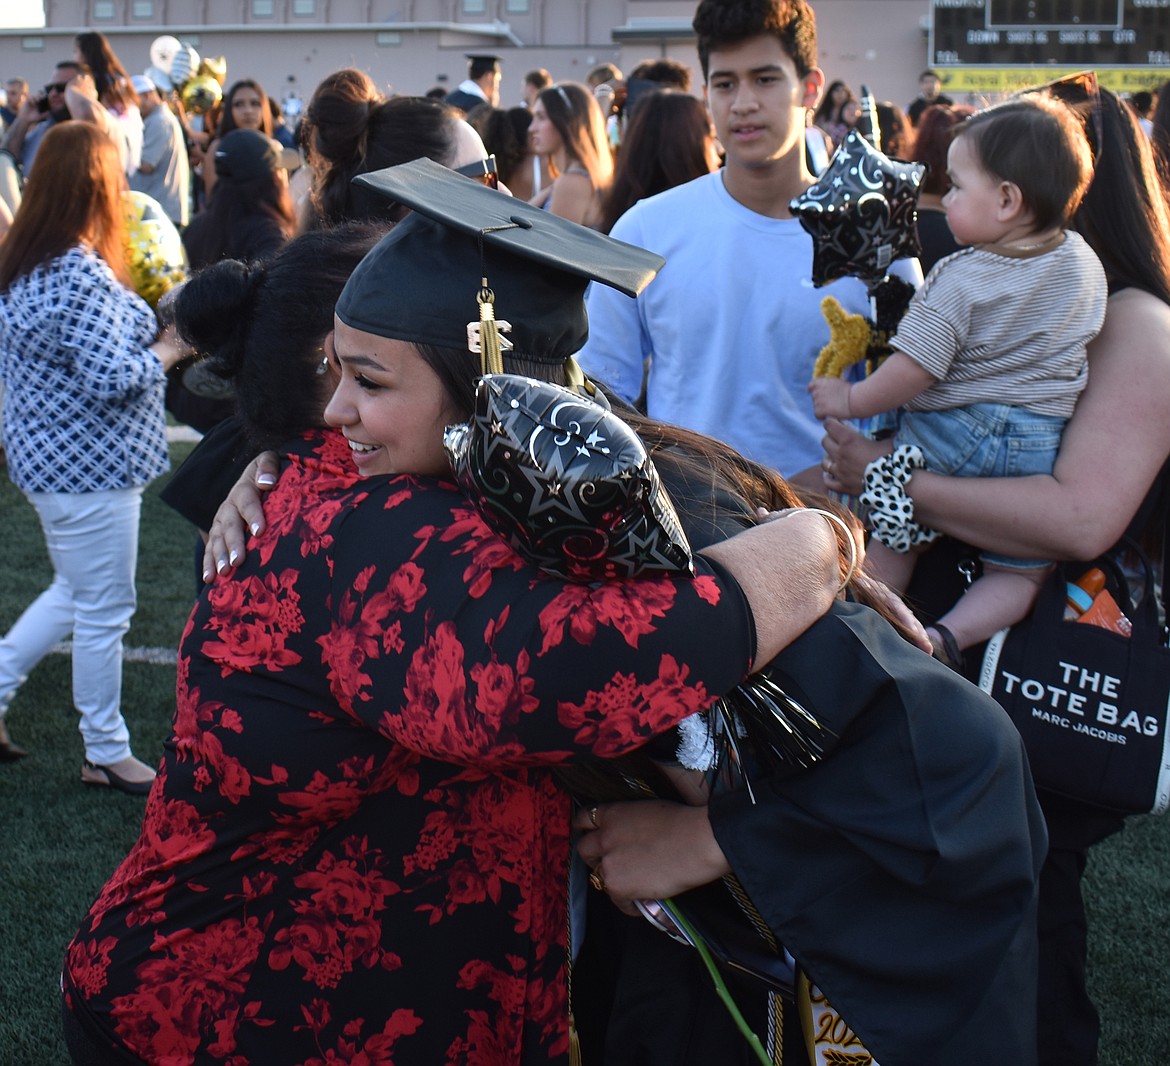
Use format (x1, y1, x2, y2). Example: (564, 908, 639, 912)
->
(62, 162, 845, 1065)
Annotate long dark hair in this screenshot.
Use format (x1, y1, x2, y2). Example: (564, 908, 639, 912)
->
(174, 222, 389, 449)
(912, 104, 972, 197)
(468, 106, 531, 188)
(216, 79, 274, 139)
(1150, 78, 1170, 200)
(535, 83, 612, 188)
(875, 101, 914, 160)
(193, 157, 296, 262)
(600, 90, 718, 233)
(1071, 89, 1170, 306)
(813, 80, 854, 126)
(74, 31, 137, 112)
(0, 122, 130, 291)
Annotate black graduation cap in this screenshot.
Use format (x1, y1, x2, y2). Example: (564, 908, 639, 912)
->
(466, 54, 501, 77)
(336, 157, 664, 366)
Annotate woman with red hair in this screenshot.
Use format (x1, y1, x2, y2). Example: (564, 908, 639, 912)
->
(0, 122, 186, 788)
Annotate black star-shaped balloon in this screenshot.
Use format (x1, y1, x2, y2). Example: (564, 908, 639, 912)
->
(790, 130, 926, 288)
(443, 375, 693, 580)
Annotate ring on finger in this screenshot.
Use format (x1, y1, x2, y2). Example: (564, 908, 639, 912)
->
(588, 806, 599, 829)
(589, 870, 605, 892)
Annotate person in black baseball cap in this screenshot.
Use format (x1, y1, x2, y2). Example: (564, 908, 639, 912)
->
(445, 52, 502, 114)
(212, 126, 284, 181)
(181, 128, 297, 289)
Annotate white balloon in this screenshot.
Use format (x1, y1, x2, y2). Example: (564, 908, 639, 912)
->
(170, 44, 200, 86)
(149, 35, 181, 75)
(143, 64, 173, 92)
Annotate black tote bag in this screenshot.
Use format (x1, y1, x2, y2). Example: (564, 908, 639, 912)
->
(979, 543, 1170, 815)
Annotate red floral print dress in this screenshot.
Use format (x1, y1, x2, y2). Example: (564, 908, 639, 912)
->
(65, 430, 754, 1066)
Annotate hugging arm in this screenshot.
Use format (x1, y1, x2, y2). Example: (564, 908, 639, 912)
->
(322, 480, 839, 768)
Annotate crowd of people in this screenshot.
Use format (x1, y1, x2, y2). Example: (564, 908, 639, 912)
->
(1, 1, 1169, 1064)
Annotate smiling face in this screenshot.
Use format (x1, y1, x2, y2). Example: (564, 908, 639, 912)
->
(323, 318, 462, 479)
(527, 97, 562, 158)
(703, 34, 821, 173)
(942, 133, 1007, 246)
(231, 86, 265, 130)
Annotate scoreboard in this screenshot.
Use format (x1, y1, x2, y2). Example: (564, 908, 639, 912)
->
(930, 1, 1170, 68)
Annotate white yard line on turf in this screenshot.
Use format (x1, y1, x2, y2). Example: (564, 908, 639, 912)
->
(50, 642, 177, 666)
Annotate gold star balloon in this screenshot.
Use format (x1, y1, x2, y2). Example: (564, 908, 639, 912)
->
(182, 74, 222, 115)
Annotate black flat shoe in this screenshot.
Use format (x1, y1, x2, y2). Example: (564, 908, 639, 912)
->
(0, 720, 28, 761)
(82, 760, 155, 796)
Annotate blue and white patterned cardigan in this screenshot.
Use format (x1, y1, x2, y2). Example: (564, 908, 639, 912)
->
(0, 245, 169, 494)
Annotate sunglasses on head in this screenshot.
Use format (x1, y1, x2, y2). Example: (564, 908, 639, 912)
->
(455, 155, 499, 190)
(1019, 70, 1103, 163)
(44, 81, 69, 94)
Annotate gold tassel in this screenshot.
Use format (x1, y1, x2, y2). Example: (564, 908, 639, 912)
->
(569, 1013, 583, 1066)
(475, 285, 511, 375)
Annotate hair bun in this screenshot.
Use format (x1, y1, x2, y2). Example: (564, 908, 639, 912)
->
(173, 259, 262, 378)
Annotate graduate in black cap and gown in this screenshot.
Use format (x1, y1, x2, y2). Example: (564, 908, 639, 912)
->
(336, 166, 1048, 1066)
(446, 53, 502, 114)
(101, 159, 1045, 1066)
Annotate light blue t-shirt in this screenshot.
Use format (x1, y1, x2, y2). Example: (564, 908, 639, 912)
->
(579, 171, 922, 477)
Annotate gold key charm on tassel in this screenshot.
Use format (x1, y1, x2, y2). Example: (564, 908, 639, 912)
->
(466, 284, 513, 376)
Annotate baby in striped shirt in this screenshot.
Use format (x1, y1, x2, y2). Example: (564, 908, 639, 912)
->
(809, 94, 1107, 665)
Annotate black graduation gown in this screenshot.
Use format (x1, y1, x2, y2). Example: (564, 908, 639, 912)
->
(444, 88, 486, 115)
(710, 602, 1047, 1065)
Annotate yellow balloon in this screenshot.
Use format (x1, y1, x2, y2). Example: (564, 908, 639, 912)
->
(122, 191, 187, 308)
(198, 55, 228, 88)
(182, 74, 222, 115)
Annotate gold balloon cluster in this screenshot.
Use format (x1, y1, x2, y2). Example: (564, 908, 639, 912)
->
(123, 190, 187, 308)
(181, 56, 227, 115)
(182, 72, 222, 115)
(147, 35, 227, 115)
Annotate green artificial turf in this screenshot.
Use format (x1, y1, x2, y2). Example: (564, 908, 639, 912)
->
(0, 442, 196, 1064)
(1, 440, 1167, 1064)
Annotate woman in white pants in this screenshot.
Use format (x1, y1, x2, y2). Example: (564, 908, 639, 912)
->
(0, 122, 184, 793)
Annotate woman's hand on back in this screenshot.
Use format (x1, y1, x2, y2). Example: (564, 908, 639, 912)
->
(202, 451, 281, 581)
(149, 324, 192, 372)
